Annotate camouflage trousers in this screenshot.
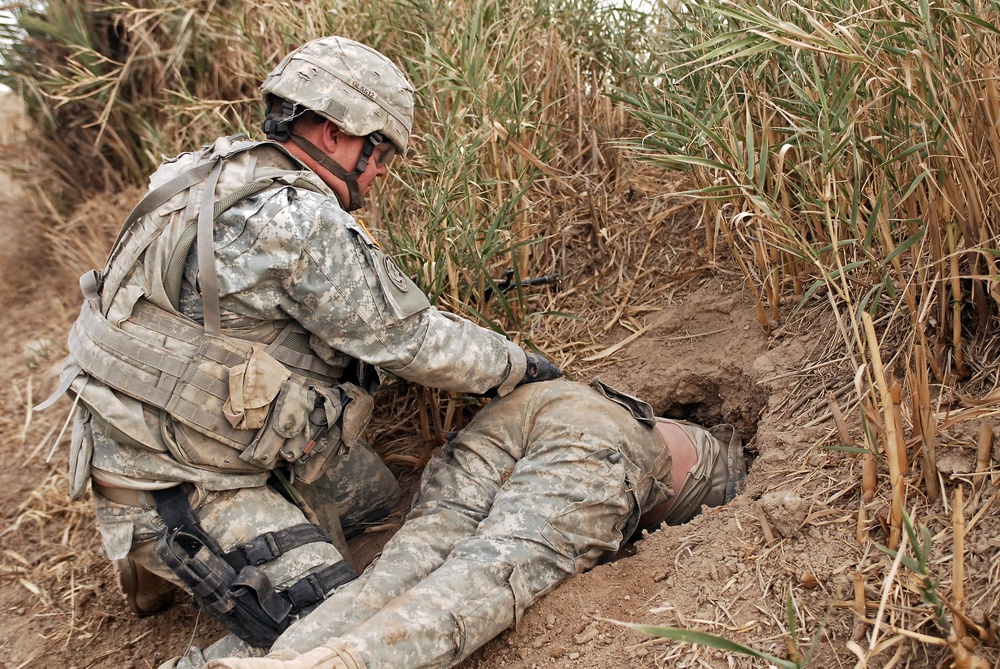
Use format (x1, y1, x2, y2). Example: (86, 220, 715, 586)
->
(268, 378, 677, 669)
(90, 436, 401, 668)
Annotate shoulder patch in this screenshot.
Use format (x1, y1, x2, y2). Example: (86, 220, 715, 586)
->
(384, 257, 409, 292)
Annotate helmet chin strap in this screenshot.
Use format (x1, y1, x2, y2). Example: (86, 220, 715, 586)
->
(264, 100, 383, 212)
(289, 132, 367, 211)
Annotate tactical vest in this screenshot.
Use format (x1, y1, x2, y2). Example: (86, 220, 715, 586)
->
(64, 136, 372, 484)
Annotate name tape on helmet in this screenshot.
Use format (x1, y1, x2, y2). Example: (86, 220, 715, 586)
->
(350, 81, 377, 102)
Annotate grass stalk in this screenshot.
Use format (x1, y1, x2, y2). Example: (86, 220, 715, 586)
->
(616, 0, 1000, 485)
(952, 487, 966, 641)
(862, 311, 904, 549)
(611, 589, 820, 669)
(861, 452, 876, 504)
(974, 425, 992, 494)
(910, 343, 939, 502)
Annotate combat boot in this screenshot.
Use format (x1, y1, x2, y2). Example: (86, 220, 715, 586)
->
(115, 556, 176, 616)
(709, 424, 747, 503)
(206, 638, 365, 669)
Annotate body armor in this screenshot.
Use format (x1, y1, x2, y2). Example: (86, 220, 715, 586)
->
(59, 135, 374, 493)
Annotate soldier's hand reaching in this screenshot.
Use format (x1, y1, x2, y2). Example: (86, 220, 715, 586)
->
(519, 352, 562, 385)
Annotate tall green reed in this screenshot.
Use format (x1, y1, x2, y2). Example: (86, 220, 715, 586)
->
(1, 0, 653, 341)
(618, 0, 1000, 387)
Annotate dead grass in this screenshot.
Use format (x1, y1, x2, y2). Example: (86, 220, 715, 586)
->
(0, 0, 998, 667)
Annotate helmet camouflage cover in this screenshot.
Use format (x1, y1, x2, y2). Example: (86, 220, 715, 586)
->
(260, 36, 414, 154)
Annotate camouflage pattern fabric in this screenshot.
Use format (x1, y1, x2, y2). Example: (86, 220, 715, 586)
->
(207, 176, 520, 390)
(94, 431, 398, 564)
(71, 138, 526, 664)
(170, 140, 523, 398)
(265, 379, 681, 669)
(195, 379, 733, 669)
(97, 481, 342, 597)
(98, 480, 338, 668)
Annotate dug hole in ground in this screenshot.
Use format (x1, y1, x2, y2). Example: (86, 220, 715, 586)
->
(0, 89, 997, 669)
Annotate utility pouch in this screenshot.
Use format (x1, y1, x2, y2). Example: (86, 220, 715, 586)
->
(589, 378, 657, 428)
(239, 380, 314, 469)
(224, 346, 292, 431)
(291, 383, 372, 485)
(154, 529, 291, 648)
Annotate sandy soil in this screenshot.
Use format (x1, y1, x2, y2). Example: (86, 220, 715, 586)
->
(0, 250, 884, 669)
(1, 94, 997, 669)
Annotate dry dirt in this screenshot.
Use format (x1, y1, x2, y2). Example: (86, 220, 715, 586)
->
(1, 93, 997, 669)
(0, 241, 886, 669)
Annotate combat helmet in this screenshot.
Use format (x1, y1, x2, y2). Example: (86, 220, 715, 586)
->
(260, 36, 414, 210)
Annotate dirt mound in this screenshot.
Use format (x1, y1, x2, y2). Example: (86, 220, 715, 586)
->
(468, 297, 865, 668)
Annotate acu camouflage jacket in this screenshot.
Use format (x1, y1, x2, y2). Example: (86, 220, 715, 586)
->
(52, 136, 526, 496)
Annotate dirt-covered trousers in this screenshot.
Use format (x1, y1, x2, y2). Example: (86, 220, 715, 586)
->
(93, 434, 400, 665)
(271, 378, 673, 669)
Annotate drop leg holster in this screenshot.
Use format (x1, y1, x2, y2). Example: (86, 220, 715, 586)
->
(152, 486, 358, 648)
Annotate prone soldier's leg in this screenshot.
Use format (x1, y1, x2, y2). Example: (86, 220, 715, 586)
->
(273, 390, 530, 652)
(269, 379, 658, 669)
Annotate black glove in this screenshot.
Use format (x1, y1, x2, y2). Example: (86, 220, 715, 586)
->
(519, 352, 563, 385)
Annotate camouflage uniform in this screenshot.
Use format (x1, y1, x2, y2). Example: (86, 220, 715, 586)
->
(207, 378, 730, 669)
(37, 36, 545, 666)
(52, 132, 529, 664)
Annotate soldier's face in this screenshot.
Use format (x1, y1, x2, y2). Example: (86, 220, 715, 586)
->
(330, 133, 390, 195)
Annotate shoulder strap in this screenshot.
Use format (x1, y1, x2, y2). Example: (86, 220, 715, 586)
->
(197, 160, 225, 335)
(92, 147, 338, 339)
(99, 160, 219, 314)
(111, 161, 217, 257)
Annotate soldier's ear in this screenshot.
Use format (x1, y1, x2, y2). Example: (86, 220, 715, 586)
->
(319, 120, 345, 153)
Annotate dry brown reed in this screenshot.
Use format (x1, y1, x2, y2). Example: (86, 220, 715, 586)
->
(618, 3, 1000, 663)
(620, 0, 1000, 462)
(0, 0, 662, 348)
(2, 0, 1000, 667)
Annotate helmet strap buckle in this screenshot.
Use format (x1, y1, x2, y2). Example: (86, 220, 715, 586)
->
(354, 133, 382, 174)
(262, 100, 301, 142)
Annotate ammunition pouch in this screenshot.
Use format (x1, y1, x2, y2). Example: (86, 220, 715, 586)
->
(238, 379, 373, 484)
(69, 296, 373, 482)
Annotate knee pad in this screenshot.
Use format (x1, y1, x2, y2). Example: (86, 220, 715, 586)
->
(323, 441, 401, 536)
